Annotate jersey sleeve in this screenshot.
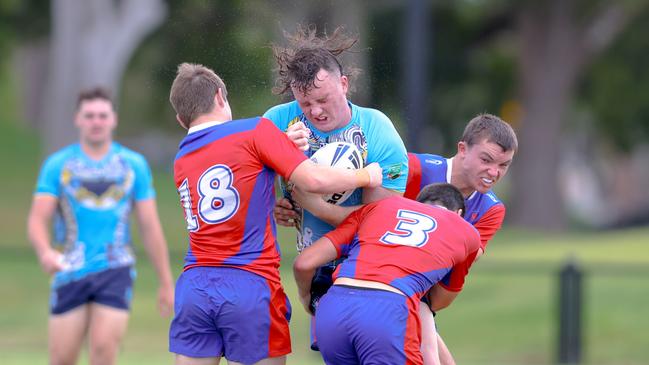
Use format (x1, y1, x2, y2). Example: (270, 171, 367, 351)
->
(252, 117, 308, 179)
(404, 153, 422, 200)
(474, 204, 506, 251)
(323, 207, 365, 257)
(35, 154, 64, 197)
(365, 112, 409, 193)
(438, 225, 481, 292)
(262, 103, 293, 131)
(129, 153, 156, 201)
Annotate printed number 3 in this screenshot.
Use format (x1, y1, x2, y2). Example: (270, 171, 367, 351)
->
(380, 209, 437, 247)
(177, 164, 240, 231)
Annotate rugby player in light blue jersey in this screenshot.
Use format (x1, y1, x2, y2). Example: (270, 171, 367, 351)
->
(264, 25, 409, 352)
(27, 88, 174, 365)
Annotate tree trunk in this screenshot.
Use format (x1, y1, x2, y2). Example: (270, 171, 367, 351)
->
(509, 0, 631, 230)
(41, 0, 167, 154)
(509, 0, 583, 230)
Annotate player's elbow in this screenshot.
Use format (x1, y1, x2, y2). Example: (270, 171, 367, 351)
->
(293, 255, 315, 274)
(298, 171, 329, 193)
(430, 300, 451, 312)
(429, 294, 456, 312)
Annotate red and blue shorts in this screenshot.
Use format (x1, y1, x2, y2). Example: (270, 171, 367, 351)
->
(169, 266, 292, 363)
(315, 285, 423, 365)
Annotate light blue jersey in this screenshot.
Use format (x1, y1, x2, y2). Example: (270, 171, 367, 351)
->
(35, 143, 155, 288)
(263, 101, 408, 251)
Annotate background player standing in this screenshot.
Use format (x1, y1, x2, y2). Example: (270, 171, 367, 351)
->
(27, 87, 174, 365)
(294, 183, 481, 365)
(167, 63, 382, 365)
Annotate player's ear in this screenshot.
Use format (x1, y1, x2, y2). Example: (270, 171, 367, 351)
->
(340, 75, 349, 95)
(215, 88, 226, 107)
(456, 208, 464, 217)
(176, 114, 187, 130)
(457, 141, 467, 156)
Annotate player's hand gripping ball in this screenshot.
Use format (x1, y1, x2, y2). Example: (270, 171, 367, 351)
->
(309, 141, 364, 205)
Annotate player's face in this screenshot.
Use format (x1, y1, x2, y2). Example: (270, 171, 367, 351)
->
(292, 68, 351, 133)
(457, 139, 514, 194)
(75, 99, 117, 146)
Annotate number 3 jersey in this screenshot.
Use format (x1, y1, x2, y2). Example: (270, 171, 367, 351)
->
(34, 143, 155, 288)
(263, 101, 408, 252)
(173, 117, 307, 284)
(324, 196, 481, 299)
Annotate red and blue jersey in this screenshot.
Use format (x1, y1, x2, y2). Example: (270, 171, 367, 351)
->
(174, 117, 307, 284)
(405, 153, 505, 251)
(324, 196, 480, 299)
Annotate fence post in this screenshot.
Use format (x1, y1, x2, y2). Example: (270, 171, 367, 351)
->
(557, 258, 583, 364)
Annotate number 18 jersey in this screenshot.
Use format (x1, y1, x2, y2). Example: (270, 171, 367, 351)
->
(173, 117, 307, 283)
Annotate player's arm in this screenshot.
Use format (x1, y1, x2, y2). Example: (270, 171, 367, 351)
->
(294, 207, 362, 314)
(253, 118, 383, 194)
(427, 283, 461, 311)
(473, 204, 506, 260)
(288, 159, 382, 194)
(293, 236, 339, 314)
(288, 182, 402, 227)
(27, 194, 65, 275)
(431, 242, 480, 311)
(289, 187, 361, 226)
(134, 198, 174, 317)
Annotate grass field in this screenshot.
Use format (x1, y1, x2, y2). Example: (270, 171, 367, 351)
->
(1, 119, 648, 364)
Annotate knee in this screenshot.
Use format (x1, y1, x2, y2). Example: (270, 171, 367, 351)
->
(50, 353, 78, 365)
(89, 339, 120, 365)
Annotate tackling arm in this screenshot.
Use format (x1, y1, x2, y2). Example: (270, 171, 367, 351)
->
(427, 283, 460, 312)
(293, 237, 339, 315)
(288, 159, 382, 194)
(289, 184, 402, 227)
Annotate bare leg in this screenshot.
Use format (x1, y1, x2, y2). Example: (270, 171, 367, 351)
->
(437, 334, 456, 365)
(418, 305, 441, 365)
(49, 305, 90, 365)
(87, 303, 129, 365)
(229, 356, 286, 365)
(176, 354, 220, 365)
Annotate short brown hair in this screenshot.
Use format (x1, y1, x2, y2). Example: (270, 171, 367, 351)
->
(169, 63, 228, 128)
(461, 113, 518, 152)
(271, 24, 360, 96)
(416, 183, 466, 217)
(77, 87, 113, 109)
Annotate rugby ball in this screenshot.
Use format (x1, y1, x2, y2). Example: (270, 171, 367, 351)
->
(310, 142, 364, 205)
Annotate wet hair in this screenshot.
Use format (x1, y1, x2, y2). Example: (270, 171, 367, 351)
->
(271, 24, 360, 96)
(461, 113, 518, 152)
(77, 87, 113, 109)
(416, 183, 466, 217)
(169, 62, 228, 128)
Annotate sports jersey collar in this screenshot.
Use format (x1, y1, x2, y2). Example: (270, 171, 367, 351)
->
(187, 120, 228, 134)
(75, 142, 117, 163)
(445, 157, 453, 183)
(447, 157, 478, 201)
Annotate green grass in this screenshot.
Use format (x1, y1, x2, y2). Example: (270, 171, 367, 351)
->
(1, 107, 648, 364)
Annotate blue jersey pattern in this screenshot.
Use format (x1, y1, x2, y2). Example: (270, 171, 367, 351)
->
(35, 143, 155, 288)
(264, 101, 408, 251)
(412, 153, 502, 225)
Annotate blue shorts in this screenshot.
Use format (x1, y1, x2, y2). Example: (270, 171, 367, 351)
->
(50, 266, 134, 315)
(169, 267, 292, 363)
(315, 285, 423, 365)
